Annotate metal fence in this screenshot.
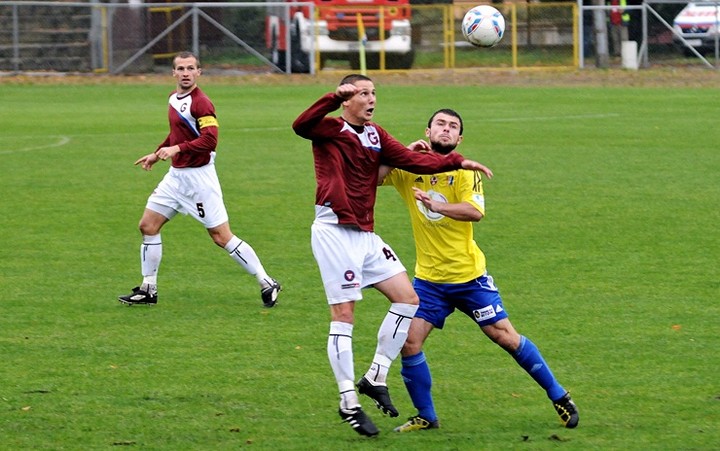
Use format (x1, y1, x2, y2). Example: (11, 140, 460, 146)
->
(1, 0, 715, 74)
(0, 0, 579, 74)
(579, 0, 720, 69)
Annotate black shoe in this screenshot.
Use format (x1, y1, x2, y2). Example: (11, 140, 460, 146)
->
(118, 287, 157, 305)
(338, 407, 379, 437)
(393, 415, 440, 432)
(261, 278, 281, 307)
(356, 376, 399, 417)
(553, 392, 579, 428)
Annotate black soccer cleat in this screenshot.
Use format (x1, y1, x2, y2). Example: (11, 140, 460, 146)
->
(261, 278, 282, 308)
(338, 407, 379, 437)
(553, 392, 579, 428)
(356, 376, 399, 417)
(118, 287, 157, 306)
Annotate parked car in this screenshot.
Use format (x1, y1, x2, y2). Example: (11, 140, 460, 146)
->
(673, 2, 720, 55)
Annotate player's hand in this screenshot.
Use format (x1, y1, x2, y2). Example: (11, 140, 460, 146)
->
(155, 145, 180, 161)
(134, 153, 159, 171)
(412, 187, 435, 211)
(407, 140, 431, 152)
(335, 83, 358, 99)
(461, 159, 493, 179)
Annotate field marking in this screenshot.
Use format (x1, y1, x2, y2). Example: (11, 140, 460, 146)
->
(0, 135, 71, 155)
(0, 113, 617, 155)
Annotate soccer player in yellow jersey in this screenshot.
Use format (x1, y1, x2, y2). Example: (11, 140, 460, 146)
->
(380, 109, 579, 432)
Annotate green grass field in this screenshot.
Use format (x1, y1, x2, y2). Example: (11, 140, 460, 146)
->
(1, 75, 718, 450)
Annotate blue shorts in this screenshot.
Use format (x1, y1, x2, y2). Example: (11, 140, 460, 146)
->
(413, 274, 508, 329)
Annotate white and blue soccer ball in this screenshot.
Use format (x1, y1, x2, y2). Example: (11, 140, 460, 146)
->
(462, 5, 505, 48)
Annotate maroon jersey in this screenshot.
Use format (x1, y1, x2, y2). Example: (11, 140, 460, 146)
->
(157, 86, 219, 168)
(293, 93, 465, 232)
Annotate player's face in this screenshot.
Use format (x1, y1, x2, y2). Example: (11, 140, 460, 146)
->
(342, 80, 376, 125)
(172, 56, 201, 93)
(426, 112, 463, 154)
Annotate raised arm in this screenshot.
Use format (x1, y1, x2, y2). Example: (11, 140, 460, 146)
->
(292, 93, 343, 139)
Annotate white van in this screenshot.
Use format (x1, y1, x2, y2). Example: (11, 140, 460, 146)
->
(673, 2, 720, 54)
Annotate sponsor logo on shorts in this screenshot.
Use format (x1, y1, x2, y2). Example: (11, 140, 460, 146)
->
(342, 270, 359, 290)
(473, 305, 496, 322)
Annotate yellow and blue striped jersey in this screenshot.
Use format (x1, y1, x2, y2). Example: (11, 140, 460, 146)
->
(384, 168, 486, 283)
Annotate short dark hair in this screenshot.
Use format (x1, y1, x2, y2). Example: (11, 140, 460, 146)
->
(339, 74, 372, 86)
(173, 51, 200, 68)
(428, 108, 463, 135)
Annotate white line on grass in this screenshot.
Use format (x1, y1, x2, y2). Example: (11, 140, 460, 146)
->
(0, 113, 617, 156)
(0, 135, 71, 155)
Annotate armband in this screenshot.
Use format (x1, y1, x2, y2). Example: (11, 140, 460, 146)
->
(198, 115, 219, 128)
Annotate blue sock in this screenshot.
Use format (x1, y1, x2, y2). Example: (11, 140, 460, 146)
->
(512, 336, 567, 401)
(400, 352, 437, 422)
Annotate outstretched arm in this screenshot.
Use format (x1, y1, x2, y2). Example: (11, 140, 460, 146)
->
(461, 159, 493, 179)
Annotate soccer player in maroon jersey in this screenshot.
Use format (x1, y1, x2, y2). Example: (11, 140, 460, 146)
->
(292, 74, 492, 437)
(119, 52, 281, 307)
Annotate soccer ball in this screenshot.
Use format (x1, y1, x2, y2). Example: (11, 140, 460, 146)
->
(462, 5, 505, 48)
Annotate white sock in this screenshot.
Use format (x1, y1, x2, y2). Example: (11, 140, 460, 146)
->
(364, 303, 418, 385)
(141, 234, 162, 293)
(224, 235, 270, 286)
(328, 321, 360, 410)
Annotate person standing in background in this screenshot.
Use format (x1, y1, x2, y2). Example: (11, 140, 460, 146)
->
(119, 51, 281, 308)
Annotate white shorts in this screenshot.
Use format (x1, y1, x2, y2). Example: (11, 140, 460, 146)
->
(311, 222, 407, 304)
(146, 152, 229, 229)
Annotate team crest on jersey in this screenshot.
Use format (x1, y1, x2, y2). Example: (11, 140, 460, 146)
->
(366, 128, 379, 146)
(430, 176, 438, 185)
(170, 94, 199, 136)
(344, 123, 381, 152)
(416, 189, 446, 222)
(472, 305, 497, 322)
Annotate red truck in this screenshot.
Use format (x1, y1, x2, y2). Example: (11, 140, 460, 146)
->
(266, 0, 414, 72)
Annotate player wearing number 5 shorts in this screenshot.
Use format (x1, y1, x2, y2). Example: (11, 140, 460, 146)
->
(118, 51, 280, 308)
